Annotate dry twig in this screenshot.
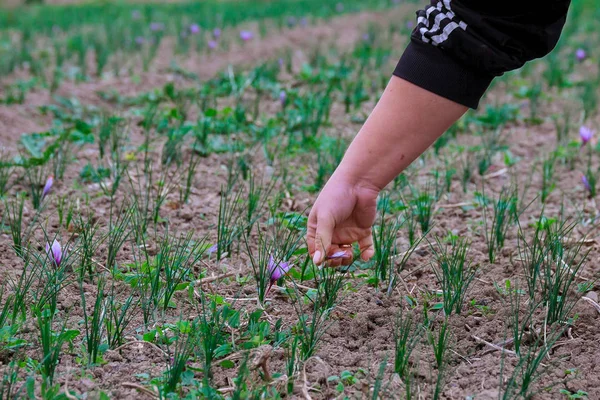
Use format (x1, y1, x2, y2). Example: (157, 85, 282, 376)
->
(472, 335, 516, 356)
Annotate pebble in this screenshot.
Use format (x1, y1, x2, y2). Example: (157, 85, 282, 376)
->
(179, 206, 194, 221)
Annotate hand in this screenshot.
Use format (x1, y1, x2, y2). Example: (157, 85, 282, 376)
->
(307, 175, 379, 266)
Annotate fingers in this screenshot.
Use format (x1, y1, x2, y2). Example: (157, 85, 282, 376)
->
(306, 210, 318, 257)
(313, 214, 335, 265)
(325, 246, 353, 267)
(358, 232, 375, 261)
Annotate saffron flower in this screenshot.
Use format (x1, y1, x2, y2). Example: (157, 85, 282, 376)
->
(208, 40, 218, 50)
(150, 22, 164, 32)
(582, 174, 593, 195)
(42, 176, 53, 200)
(279, 90, 287, 107)
(46, 240, 63, 267)
(239, 30, 253, 41)
(576, 48, 587, 62)
(208, 244, 218, 254)
(190, 24, 200, 34)
(580, 125, 594, 147)
(266, 255, 292, 295)
(213, 28, 221, 39)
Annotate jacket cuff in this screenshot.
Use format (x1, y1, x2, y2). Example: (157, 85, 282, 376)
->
(393, 40, 494, 109)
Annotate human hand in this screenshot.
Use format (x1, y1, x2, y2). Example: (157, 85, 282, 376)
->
(306, 175, 379, 266)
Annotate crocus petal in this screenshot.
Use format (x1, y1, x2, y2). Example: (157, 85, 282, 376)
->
(268, 255, 292, 282)
(267, 255, 276, 273)
(213, 28, 221, 38)
(150, 22, 164, 32)
(328, 250, 350, 260)
(582, 175, 592, 192)
(239, 30, 253, 41)
(208, 40, 217, 49)
(46, 240, 62, 267)
(580, 126, 594, 146)
(208, 244, 218, 254)
(190, 24, 200, 34)
(270, 262, 291, 282)
(42, 176, 53, 199)
(52, 241, 62, 266)
(279, 90, 287, 106)
(576, 48, 587, 62)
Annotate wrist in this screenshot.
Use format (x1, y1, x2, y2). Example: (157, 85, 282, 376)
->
(331, 163, 383, 195)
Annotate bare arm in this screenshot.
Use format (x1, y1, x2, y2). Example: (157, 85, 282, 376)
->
(307, 76, 467, 265)
(336, 76, 467, 192)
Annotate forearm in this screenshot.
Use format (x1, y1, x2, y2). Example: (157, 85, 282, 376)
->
(334, 76, 467, 192)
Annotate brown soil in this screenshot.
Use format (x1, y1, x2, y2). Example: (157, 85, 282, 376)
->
(1, 6, 600, 400)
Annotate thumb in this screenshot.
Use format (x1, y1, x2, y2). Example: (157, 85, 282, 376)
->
(313, 214, 335, 265)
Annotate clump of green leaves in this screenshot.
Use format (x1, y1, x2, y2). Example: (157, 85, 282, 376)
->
(430, 237, 477, 316)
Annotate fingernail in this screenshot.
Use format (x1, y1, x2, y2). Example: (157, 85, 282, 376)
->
(313, 251, 321, 265)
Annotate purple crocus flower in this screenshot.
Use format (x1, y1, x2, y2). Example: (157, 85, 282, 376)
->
(266, 255, 292, 295)
(336, 2, 344, 12)
(208, 244, 218, 254)
(46, 240, 63, 267)
(278, 58, 284, 68)
(42, 176, 53, 200)
(582, 174, 592, 194)
(131, 10, 141, 20)
(576, 48, 587, 62)
(286, 17, 297, 28)
(135, 36, 145, 46)
(300, 17, 308, 27)
(362, 33, 370, 42)
(239, 30, 253, 41)
(208, 40, 218, 50)
(190, 24, 201, 34)
(279, 90, 287, 107)
(268, 256, 291, 281)
(150, 22, 164, 32)
(580, 125, 594, 147)
(213, 28, 221, 39)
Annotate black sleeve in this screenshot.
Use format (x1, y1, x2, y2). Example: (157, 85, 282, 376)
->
(393, 0, 571, 109)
